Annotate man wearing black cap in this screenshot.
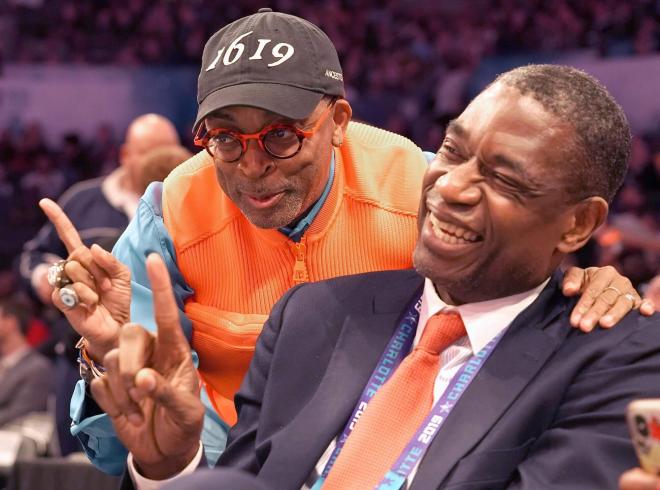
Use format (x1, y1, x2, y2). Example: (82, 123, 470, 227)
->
(57, 8, 428, 474)
(196, 7, 346, 125)
(43, 8, 646, 477)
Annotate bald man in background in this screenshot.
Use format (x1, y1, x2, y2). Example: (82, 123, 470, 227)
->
(136, 145, 193, 194)
(18, 113, 181, 455)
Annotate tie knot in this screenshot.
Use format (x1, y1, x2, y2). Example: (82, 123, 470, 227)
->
(417, 311, 466, 355)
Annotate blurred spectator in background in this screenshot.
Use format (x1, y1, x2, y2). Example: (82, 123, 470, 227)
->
(136, 144, 192, 193)
(0, 294, 52, 428)
(20, 113, 179, 308)
(16, 113, 180, 455)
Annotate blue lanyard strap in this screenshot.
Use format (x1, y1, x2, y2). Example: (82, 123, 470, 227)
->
(313, 296, 503, 490)
(312, 295, 421, 490)
(376, 332, 502, 489)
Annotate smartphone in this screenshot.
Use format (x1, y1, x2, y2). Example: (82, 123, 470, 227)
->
(627, 399, 660, 475)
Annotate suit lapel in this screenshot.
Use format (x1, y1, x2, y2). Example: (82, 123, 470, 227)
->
(264, 271, 424, 488)
(412, 274, 570, 489)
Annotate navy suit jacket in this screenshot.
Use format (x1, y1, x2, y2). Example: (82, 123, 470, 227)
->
(178, 269, 660, 489)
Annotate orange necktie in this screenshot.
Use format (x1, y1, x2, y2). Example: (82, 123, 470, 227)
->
(323, 311, 467, 490)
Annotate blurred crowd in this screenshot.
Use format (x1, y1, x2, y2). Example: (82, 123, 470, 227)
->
(0, 123, 123, 283)
(4, 0, 654, 63)
(4, 0, 660, 64)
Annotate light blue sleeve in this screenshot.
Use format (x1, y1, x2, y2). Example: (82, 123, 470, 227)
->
(69, 182, 229, 475)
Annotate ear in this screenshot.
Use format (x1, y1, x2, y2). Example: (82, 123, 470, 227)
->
(556, 197, 609, 254)
(331, 99, 352, 147)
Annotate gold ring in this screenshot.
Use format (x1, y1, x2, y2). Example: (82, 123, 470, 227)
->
(603, 286, 623, 296)
(47, 260, 72, 288)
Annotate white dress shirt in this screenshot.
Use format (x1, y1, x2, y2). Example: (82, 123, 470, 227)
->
(130, 277, 550, 490)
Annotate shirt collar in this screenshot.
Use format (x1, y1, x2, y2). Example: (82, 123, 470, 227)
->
(101, 167, 141, 219)
(417, 277, 551, 353)
(278, 152, 335, 243)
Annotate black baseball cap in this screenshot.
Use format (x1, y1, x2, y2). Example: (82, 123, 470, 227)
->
(194, 8, 345, 131)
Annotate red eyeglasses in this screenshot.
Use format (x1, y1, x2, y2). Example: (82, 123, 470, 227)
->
(194, 101, 335, 163)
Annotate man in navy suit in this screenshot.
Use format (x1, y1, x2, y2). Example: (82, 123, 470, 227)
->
(95, 64, 659, 489)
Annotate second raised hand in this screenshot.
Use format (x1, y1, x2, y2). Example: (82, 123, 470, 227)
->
(91, 253, 204, 480)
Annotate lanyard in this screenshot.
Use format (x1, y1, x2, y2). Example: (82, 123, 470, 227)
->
(312, 294, 421, 490)
(376, 332, 502, 489)
(313, 294, 503, 490)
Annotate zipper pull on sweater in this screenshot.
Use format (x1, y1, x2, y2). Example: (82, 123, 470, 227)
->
(292, 237, 309, 284)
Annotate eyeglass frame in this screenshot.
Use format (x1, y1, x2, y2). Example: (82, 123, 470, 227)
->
(194, 99, 337, 163)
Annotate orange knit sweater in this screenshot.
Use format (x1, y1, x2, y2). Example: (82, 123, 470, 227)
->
(162, 122, 427, 425)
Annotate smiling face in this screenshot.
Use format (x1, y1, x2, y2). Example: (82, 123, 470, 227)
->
(204, 99, 350, 228)
(414, 82, 589, 305)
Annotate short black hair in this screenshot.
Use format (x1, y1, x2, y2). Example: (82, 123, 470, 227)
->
(495, 64, 630, 203)
(0, 294, 32, 336)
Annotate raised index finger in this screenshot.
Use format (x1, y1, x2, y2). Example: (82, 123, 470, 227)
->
(39, 198, 84, 254)
(145, 253, 187, 352)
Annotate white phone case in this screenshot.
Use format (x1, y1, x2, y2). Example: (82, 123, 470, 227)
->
(627, 399, 660, 475)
